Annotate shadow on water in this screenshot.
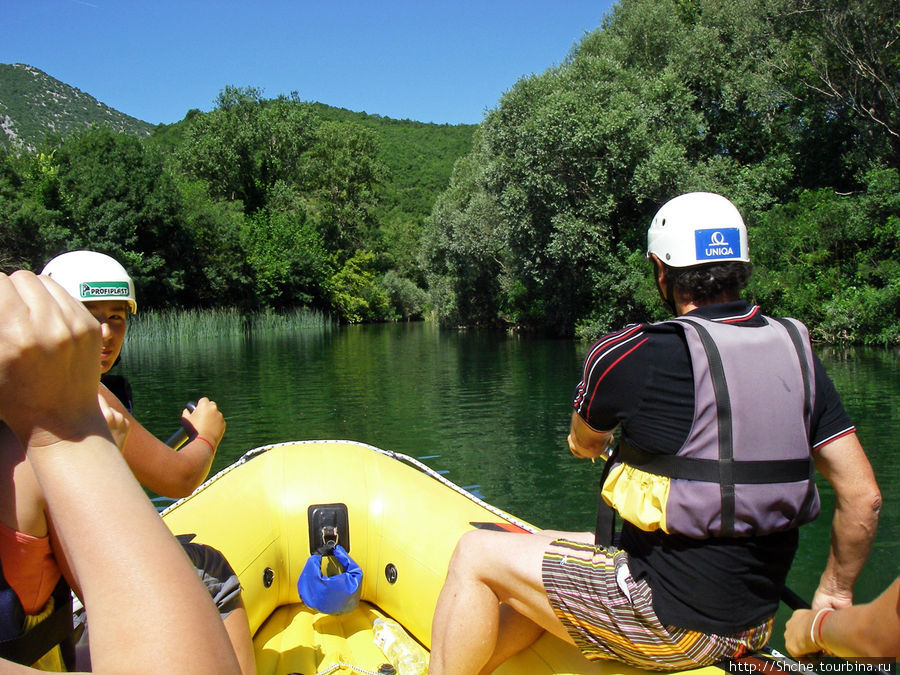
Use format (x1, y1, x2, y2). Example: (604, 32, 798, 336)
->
(119, 324, 898, 654)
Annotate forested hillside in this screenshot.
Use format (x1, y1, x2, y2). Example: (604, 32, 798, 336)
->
(0, 0, 897, 344)
(0, 63, 154, 150)
(0, 84, 475, 322)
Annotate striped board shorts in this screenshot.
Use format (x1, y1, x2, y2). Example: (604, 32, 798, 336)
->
(542, 539, 772, 671)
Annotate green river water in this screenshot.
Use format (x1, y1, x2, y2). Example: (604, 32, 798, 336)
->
(119, 322, 898, 654)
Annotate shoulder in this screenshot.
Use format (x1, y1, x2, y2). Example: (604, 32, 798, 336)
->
(98, 382, 123, 408)
(579, 322, 684, 386)
(585, 321, 680, 360)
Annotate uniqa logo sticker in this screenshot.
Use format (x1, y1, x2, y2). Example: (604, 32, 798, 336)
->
(79, 281, 130, 299)
(694, 228, 740, 261)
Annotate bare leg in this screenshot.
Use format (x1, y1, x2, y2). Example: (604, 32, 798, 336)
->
(480, 529, 592, 672)
(430, 534, 503, 674)
(478, 530, 594, 673)
(429, 530, 578, 675)
(224, 601, 257, 675)
(479, 604, 545, 674)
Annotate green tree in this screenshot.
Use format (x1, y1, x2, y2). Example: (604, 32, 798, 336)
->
(327, 249, 389, 323)
(303, 120, 385, 256)
(0, 149, 62, 270)
(749, 168, 900, 345)
(52, 127, 189, 307)
(420, 143, 506, 327)
(422, 0, 898, 339)
(378, 269, 429, 321)
(242, 181, 330, 309)
(174, 176, 250, 308)
(175, 87, 318, 214)
(770, 0, 900, 182)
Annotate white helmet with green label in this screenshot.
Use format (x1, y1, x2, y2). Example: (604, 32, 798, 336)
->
(41, 250, 137, 314)
(647, 192, 750, 268)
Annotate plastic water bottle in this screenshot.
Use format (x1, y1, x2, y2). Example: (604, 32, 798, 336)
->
(372, 617, 429, 675)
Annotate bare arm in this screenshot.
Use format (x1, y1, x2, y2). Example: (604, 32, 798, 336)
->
(0, 271, 239, 674)
(30, 424, 237, 674)
(811, 432, 881, 610)
(48, 394, 132, 601)
(101, 388, 224, 498)
(567, 411, 615, 460)
(785, 576, 900, 658)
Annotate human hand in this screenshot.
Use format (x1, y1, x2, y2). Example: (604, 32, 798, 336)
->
(0, 271, 106, 450)
(811, 578, 853, 611)
(184, 396, 226, 447)
(784, 608, 818, 657)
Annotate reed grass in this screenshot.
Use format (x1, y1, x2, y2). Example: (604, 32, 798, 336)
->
(128, 307, 332, 344)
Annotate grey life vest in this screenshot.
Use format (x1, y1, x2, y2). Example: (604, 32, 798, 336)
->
(603, 314, 820, 540)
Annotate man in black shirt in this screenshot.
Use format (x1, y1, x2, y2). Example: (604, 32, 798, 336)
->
(429, 192, 881, 674)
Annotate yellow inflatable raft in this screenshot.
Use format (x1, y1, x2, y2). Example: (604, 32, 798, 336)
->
(160, 440, 794, 675)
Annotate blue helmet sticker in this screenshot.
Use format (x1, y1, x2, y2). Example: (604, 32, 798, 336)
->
(694, 227, 741, 262)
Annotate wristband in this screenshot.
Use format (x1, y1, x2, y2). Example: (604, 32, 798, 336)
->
(195, 435, 215, 451)
(810, 608, 834, 651)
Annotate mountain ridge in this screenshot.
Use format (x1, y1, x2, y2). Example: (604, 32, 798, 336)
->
(0, 63, 477, 154)
(0, 63, 156, 150)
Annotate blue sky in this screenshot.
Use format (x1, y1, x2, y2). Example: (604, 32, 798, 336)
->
(2, 1, 616, 126)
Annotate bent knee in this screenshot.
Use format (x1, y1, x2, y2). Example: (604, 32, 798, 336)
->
(447, 530, 548, 586)
(449, 529, 494, 565)
(445, 529, 513, 580)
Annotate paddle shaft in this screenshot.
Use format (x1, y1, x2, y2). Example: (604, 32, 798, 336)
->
(781, 585, 810, 610)
(164, 402, 197, 450)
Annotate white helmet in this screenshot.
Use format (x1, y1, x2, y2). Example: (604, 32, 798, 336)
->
(647, 192, 749, 268)
(41, 250, 137, 314)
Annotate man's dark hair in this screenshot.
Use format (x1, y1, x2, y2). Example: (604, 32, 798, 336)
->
(666, 261, 752, 303)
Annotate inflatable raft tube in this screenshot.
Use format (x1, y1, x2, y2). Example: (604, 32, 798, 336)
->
(161, 440, 797, 675)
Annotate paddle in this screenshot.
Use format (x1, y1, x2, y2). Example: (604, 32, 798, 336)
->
(164, 402, 197, 450)
(781, 585, 810, 611)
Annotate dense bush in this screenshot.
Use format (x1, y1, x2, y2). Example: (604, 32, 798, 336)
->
(748, 169, 899, 345)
